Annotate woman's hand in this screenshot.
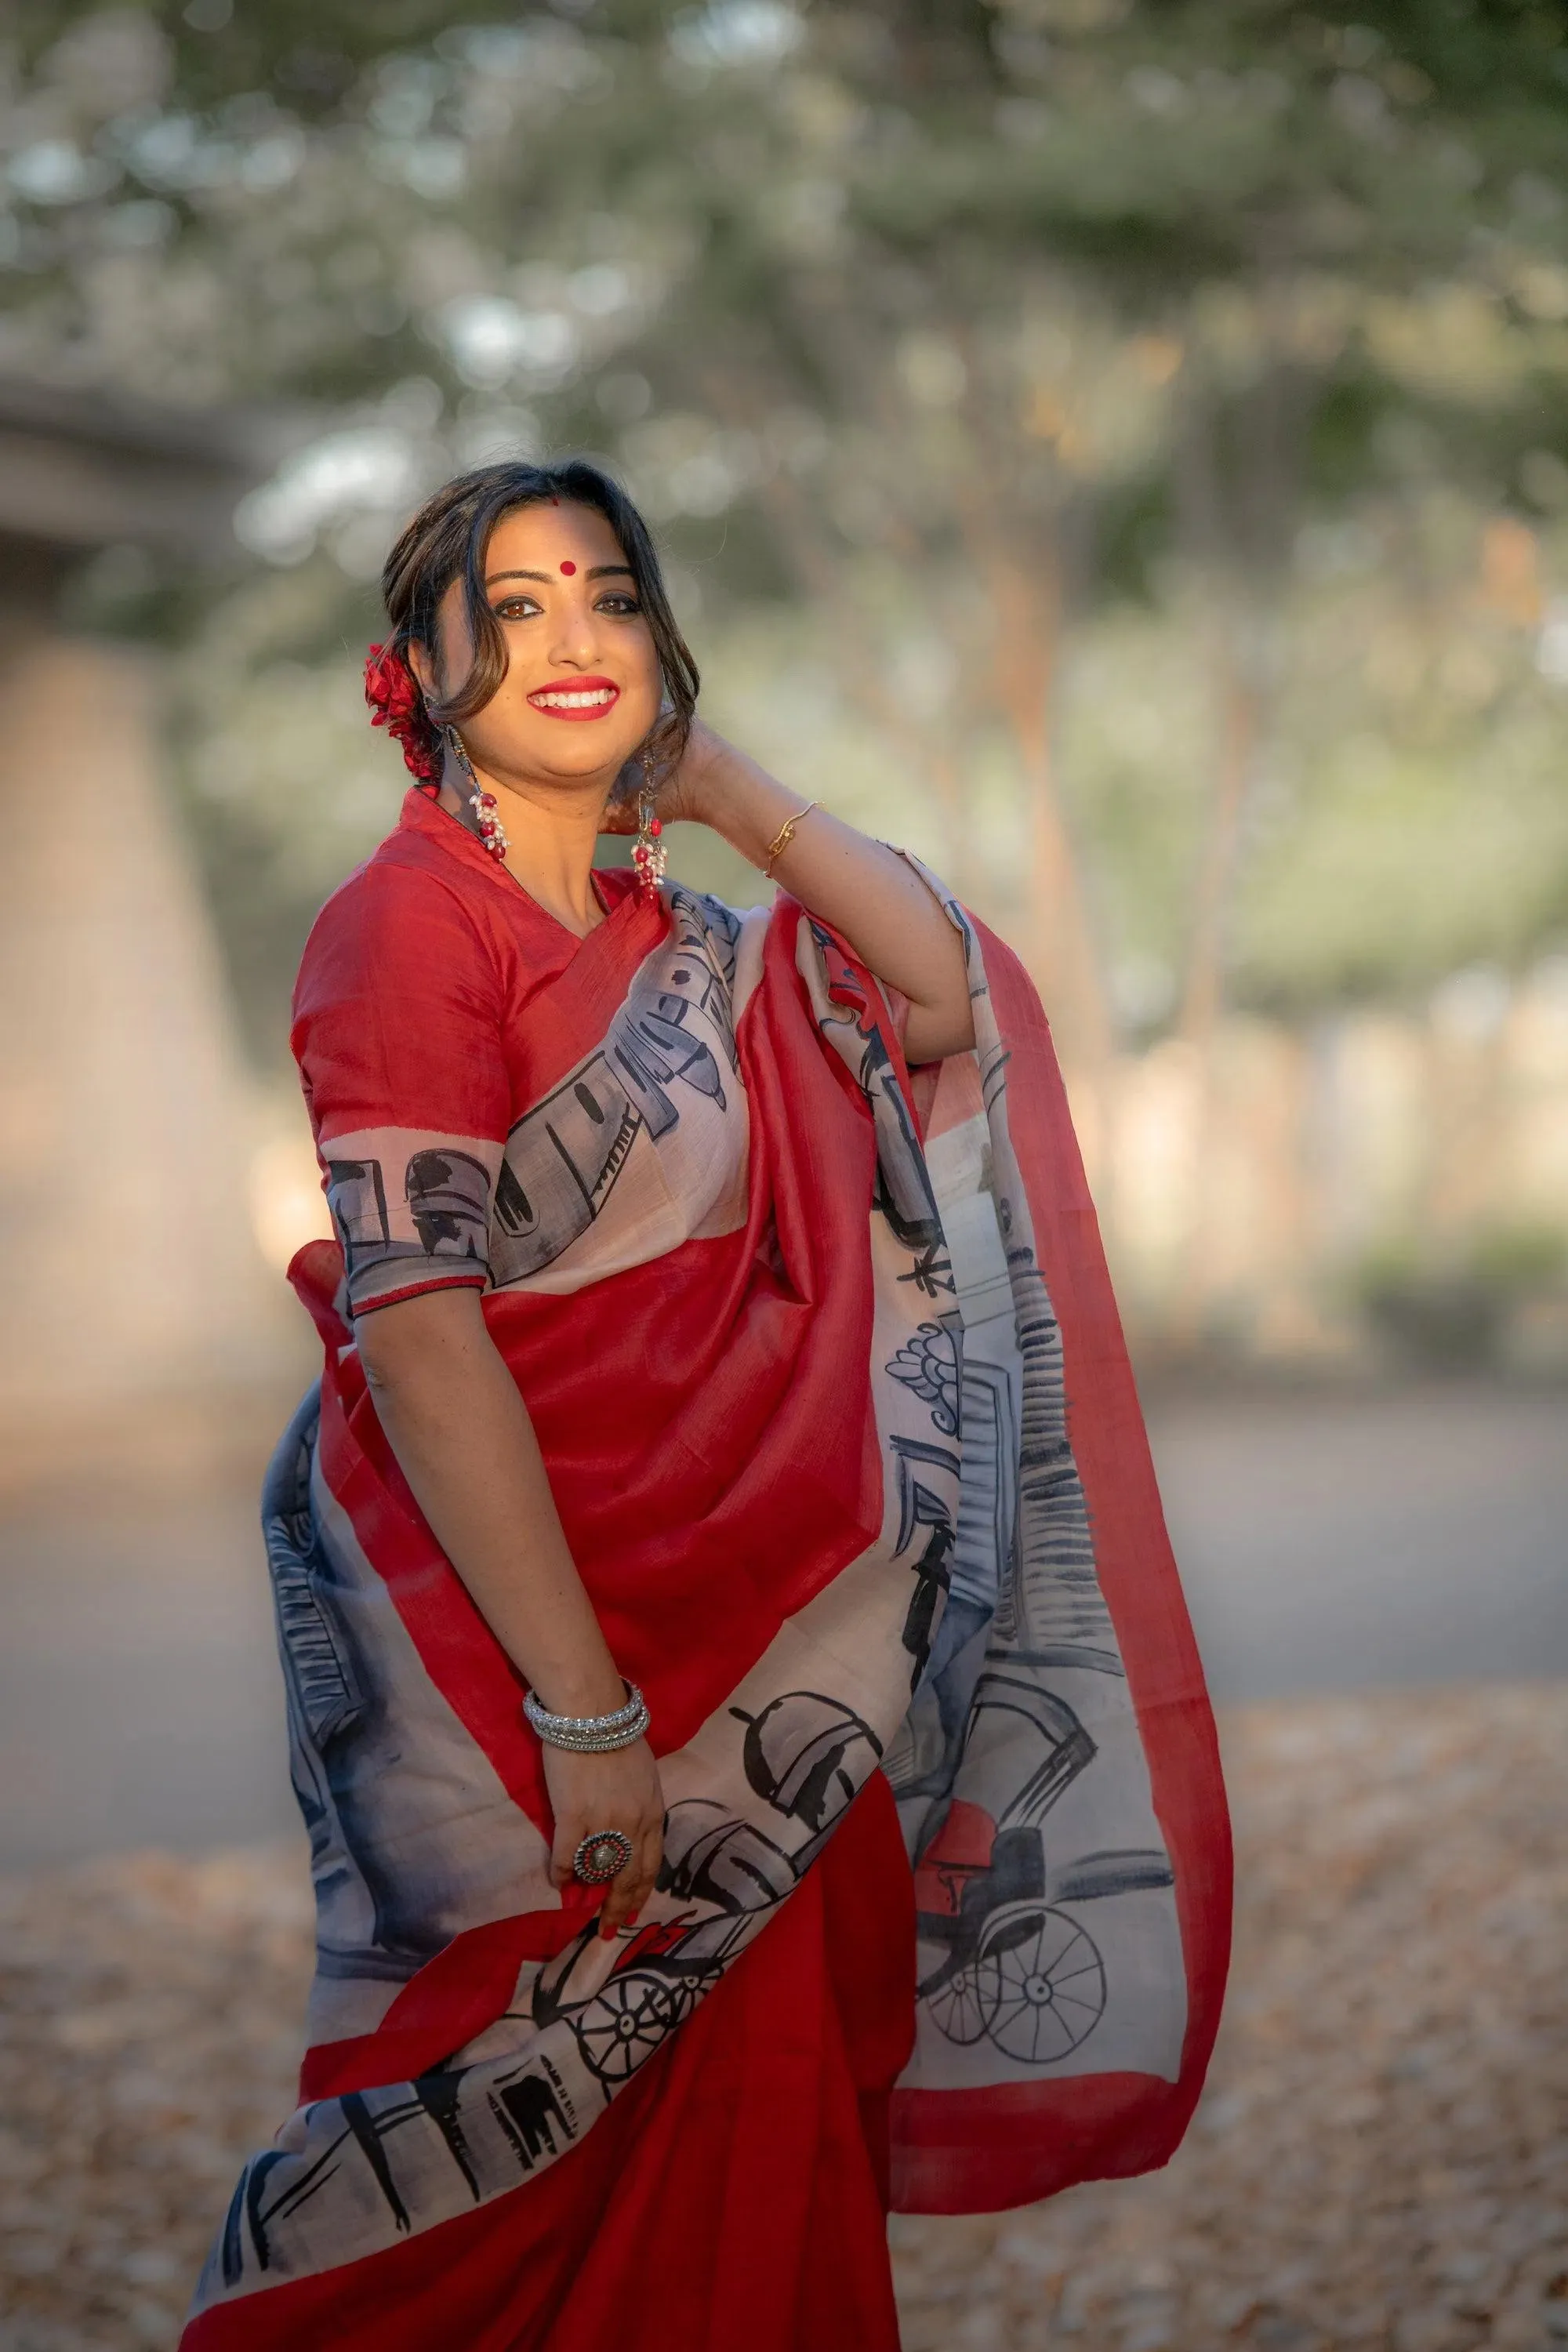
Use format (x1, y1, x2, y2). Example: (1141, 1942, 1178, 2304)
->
(598, 717, 735, 835)
(360, 1290, 667, 1933)
(601, 718, 975, 1060)
(543, 1737, 666, 1940)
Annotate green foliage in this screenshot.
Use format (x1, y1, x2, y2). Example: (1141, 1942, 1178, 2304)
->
(1356, 1221, 1568, 1369)
(1468, 1222, 1568, 1291)
(7, 0, 1568, 1054)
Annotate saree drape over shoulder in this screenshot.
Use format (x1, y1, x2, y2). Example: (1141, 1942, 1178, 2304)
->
(182, 789, 1231, 2352)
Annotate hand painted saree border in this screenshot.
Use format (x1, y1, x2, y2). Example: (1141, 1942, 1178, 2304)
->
(182, 873, 1229, 2339)
(887, 903, 1231, 2209)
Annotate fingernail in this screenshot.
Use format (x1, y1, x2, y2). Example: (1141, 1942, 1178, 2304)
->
(625, 1911, 640, 1927)
(600, 1920, 618, 1941)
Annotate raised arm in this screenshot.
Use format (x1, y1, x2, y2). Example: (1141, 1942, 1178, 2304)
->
(671, 722, 975, 1063)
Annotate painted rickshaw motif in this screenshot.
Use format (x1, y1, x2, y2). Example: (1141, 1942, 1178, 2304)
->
(527, 1690, 886, 2086)
(912, 1672, 1174, 2065)
(188, 866, 1216, 2323)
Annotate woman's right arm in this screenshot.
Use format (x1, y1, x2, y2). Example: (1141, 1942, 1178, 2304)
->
(355, 1285, 662, 1937)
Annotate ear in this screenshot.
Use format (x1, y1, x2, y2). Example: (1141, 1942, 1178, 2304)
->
(406, 637, 436, 701)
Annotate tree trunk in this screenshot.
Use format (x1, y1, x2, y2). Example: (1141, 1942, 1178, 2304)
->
(960, 523, 1116, 1084)
(1178, 621, 1262, 1049)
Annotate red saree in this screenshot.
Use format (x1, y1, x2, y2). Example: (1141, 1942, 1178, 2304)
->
(182, 789, 1230, 2348)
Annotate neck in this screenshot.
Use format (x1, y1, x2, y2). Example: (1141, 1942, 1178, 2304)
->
(438, 750, 612, 937)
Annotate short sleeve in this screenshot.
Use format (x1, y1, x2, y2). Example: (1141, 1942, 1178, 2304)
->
(292, 864, 508, 1317)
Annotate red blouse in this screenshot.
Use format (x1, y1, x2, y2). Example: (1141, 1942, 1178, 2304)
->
(292, 788, 750, 1316)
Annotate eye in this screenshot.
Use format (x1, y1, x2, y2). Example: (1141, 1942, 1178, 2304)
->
(595, 590, 642, 616)
(492, 593, 543, 621)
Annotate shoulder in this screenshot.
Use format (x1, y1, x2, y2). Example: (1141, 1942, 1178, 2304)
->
(296, 834, 496, 1014)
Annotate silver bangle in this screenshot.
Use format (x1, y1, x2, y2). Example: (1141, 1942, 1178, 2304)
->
(523, 1679, 649, 1753)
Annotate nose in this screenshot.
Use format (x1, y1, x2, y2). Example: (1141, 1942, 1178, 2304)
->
(546, 585, 604, 672)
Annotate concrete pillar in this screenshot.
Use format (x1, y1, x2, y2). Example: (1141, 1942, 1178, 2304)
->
(0, 625, 295, 1415)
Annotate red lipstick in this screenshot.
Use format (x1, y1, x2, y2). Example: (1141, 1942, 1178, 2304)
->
(525, 675, 621, 722)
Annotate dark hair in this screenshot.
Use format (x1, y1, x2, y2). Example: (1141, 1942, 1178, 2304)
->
(380, 457, 699, 776)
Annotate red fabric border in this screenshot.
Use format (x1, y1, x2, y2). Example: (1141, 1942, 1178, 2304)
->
(282, 898, 894, 2124)
(299, 1912, 593, 2103)
(350, 1269, 489, 1318)
(261, 890, 1228, 2280)
(182, 1780, 912, 2352)
(889, 923, 1232, 2212)
(300, 902, 889, 1841)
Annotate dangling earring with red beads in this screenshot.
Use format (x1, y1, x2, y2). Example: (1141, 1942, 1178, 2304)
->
(447, 726, 510, 860)
(631, 750, 666, 897)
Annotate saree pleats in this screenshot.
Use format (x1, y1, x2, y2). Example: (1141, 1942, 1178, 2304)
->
(182, 1779, 911, 2352)
(181, 794, 1229, 2345)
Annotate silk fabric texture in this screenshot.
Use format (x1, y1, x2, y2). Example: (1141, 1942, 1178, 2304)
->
(182, 789, 1231, 2349)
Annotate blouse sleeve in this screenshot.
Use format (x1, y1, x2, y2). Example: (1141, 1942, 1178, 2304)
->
(292, 863, 508, 1317)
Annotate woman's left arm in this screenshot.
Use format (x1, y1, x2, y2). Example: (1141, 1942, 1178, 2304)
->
(674, 723, 975, 1062)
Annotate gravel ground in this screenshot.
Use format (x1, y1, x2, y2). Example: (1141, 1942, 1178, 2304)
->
(0, 1685, 1563, 2352)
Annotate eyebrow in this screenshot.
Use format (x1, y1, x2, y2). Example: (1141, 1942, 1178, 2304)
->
(484, 564, 637, 586)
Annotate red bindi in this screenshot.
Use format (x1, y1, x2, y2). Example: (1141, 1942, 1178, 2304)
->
(559, 560, 577, 575)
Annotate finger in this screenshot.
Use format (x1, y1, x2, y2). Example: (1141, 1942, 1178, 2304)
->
(550, 1821, 585, 1890)
(598, 1863, 650, 1938)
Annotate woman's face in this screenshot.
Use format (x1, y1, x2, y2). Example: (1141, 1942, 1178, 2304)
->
(426, 499, 662, 794)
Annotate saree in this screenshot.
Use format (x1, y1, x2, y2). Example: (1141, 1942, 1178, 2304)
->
(182, 787, 1230, 2349)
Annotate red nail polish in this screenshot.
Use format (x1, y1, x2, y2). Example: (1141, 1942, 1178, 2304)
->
(626, 1911, 640, 1928)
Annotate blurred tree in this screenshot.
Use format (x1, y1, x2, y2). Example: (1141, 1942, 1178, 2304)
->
(5, 0, 1568, 1079)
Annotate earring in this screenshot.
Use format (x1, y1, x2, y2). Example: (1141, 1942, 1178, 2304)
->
(630, 751, 666, 898)
(447, 725, 509, 861)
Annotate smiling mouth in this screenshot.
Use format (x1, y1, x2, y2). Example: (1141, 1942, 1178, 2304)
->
(528, 681, 620, 719)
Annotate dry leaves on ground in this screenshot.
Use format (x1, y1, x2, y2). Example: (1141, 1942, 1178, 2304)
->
(891, 1685, 1568, 2352)
(0, 1684, 1563, 2352)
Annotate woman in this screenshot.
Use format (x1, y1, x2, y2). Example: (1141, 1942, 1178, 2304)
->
(183, 459, 1229, 2351)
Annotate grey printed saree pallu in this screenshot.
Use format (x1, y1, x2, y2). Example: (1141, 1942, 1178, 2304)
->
(182, 786, 1231, 2351)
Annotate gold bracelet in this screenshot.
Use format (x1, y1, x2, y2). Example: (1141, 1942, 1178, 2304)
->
(763, 799, 820, 879)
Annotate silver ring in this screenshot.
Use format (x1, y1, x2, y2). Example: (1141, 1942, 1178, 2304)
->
(573, 1828, 634, 1886)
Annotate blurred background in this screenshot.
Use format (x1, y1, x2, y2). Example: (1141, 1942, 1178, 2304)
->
(0, 4, 1565, 2348)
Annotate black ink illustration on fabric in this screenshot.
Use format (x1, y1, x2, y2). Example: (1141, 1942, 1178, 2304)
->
(911, 1673, 1171, 2066)
(805, 920, 944, 1254)
(800, 870, 1183, 2079)
(265, 1389, 546, 1990)
(200, 1675, 899, 2303)
(533, 1692, 888, 2093)
(191, 880, 1196, 2321)
(889, 1436, 958, 1686)
(325, 888, 745, 1310)
(885, 1316, 962, 1437)
(326, 1148, 492, 1308)
(323, 1154, 390, 1274)
(490, 2071, 571, 2169)
(899, 1241, 955, 1300)
(490, 888, 742, 1286)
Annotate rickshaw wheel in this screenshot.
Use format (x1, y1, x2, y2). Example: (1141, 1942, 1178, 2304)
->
(976, 1904, 1106, 2066)
(664, 1968, 719, 2025)
(922, 1958, 994, 2046)
(573, 1969, 681, 2082)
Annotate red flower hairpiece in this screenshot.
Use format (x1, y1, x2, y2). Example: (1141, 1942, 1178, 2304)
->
(364, 643, 444, 786)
